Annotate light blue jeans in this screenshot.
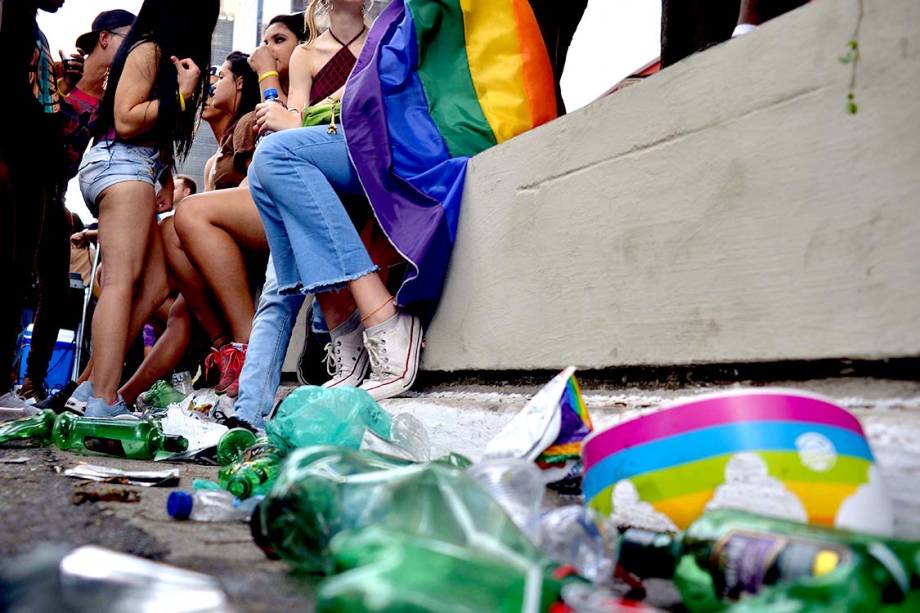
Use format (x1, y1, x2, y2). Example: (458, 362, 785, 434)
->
(234, 256, 305, 428)
(248, 127, 377, 296)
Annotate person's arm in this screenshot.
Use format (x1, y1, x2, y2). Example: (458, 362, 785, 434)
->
(248, 46, 286, 104)
(254, 46, 312, 134)
(114, 43, 200, 139)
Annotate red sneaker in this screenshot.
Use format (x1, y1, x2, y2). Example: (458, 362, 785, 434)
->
(215, 344, 246, 396)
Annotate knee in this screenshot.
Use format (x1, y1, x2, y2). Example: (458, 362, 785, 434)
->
(174, 196, 209, 243)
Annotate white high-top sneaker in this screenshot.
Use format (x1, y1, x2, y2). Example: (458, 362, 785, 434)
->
(360, 312, 423, 401)
(322, 312, 370, 389)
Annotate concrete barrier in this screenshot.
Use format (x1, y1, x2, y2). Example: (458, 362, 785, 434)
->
(422, 0, 920, 371)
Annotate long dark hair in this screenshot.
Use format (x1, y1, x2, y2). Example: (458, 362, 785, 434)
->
(98, 0, 220, 162)
(224, 51, 260, 125)
(269, 13, 308, 42)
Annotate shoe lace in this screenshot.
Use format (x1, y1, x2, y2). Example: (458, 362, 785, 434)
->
(364, 334, 391, 381)
(324, 340, 343, 377)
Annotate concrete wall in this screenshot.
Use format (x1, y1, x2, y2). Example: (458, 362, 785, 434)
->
(422, 0, 920, 371)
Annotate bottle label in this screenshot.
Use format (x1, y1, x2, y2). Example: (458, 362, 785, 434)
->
(83, 436, 127, 457)
(709, 530, 850, 600)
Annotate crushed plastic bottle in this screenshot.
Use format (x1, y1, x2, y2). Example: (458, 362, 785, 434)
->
(170, 371, 194, 396)
(167, 490, 263, 522)
(387, 412, 431, 462)
(317, 527, 566, 613)
(468, 458, 547, 543)
(251, 445, 545, 575)
(140, 380, 187, 409)
(0, 545, 230, 612)
(539, 505, 617, 584)
(0, 409, 56, 445)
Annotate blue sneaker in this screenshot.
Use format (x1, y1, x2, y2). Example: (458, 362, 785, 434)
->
(64, 381, 94, 415)
(85, 394, 131, 418)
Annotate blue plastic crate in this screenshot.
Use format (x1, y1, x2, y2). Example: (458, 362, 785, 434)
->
(17, 325, 76, 391)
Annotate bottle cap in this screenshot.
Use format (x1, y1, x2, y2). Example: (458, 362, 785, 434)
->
(167, 491, 193, 520)
(263, 88, 279, 100)
(164, 435, 189, 453)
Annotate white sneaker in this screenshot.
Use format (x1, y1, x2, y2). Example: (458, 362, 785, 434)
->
(360, 312, 423, 401)
(322, 314, 370, 389)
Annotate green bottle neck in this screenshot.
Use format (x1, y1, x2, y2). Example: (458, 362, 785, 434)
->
(618, 528, 682, 579)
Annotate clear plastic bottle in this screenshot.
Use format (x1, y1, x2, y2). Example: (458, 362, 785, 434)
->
(170, 371, 193, 396)
(256, 88, 284, 145)
(167, 489, 263, 522)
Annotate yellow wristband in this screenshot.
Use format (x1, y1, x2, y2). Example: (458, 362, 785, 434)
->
(177, 91, 186, 112)
(258, 70, 279, 84)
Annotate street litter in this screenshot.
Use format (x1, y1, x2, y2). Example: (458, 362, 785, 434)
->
(71, 486, 141, 505)
(0, 406, 40, 422)
(615, 508, 920, 611)
(0, 545, 230, 612)
(582, 389, 895, 535)
(167, 489, 263, 522)
(210, 386, 432, 500)
(64, 463, 180, 487)
(156, 396, 228, 460)
(484, 367, 594, 493)
(0, 456, 29, 464)
(0, 409, 188, 460)
(252, 445, 572, 612)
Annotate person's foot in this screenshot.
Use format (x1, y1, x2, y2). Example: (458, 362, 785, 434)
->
(35, 380, 80, 413)
(297, 327, 333, 386)
(85, 394, 131, 418)
(18, 377, 48, 402)
(359, 312, 423, 401)
(322, 312, 369, 390)
(215, 344, 246, 396)
(65, 381, 95, 415)
(199, 346, 225, 390)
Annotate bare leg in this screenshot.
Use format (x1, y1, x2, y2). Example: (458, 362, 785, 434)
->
(90, 182, 164, 403)
(119, 295, 191, 406)
(161, 216, 229, 347)
(175, 187, 268, 343)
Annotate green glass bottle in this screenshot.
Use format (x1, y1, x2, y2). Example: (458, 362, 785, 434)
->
(216, 428, 258, 466)
(51, 413, 188, 460)
(0, 409, 56, 445)
(616, 509, 920, 612)
(218, 437, 282, 499)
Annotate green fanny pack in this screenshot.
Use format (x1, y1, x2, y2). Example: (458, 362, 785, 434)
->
(302, 98, 341, 134)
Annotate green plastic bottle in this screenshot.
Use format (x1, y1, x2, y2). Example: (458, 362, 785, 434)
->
(251, 446, 543, 575)
(0, 409, 56, 445)
(218, 437, 282, 499)
(140, 380, 187, 409)
(52, 413, 188, 460)
(317, 527, 565, 613)
(616, 509, 920, 612)
(216, 428, 258, 466)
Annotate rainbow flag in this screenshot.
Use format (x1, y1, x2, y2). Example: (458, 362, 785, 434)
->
(343, 0, 556, 311)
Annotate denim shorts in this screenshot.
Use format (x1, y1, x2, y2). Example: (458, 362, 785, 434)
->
(78, 140, 167, 217)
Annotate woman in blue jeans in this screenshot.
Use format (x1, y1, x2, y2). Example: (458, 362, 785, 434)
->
(238, 0, 421, 419)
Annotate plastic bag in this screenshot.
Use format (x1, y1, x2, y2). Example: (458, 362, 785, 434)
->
(266, 386, 391, 455)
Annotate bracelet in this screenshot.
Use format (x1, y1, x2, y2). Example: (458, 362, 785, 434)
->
(177, 91, 186, 112)
(287, 107, 301, 116)
(258, 70, 279, 83)
(361, 297, 395, 324)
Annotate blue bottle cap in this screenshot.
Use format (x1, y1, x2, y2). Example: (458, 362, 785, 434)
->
(263, 88, 279, 101)
(167, 491, 193, 520)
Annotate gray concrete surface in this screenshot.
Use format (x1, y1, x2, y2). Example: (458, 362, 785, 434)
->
(1, 376, 918, 611)
(423, 0, 920, 370)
